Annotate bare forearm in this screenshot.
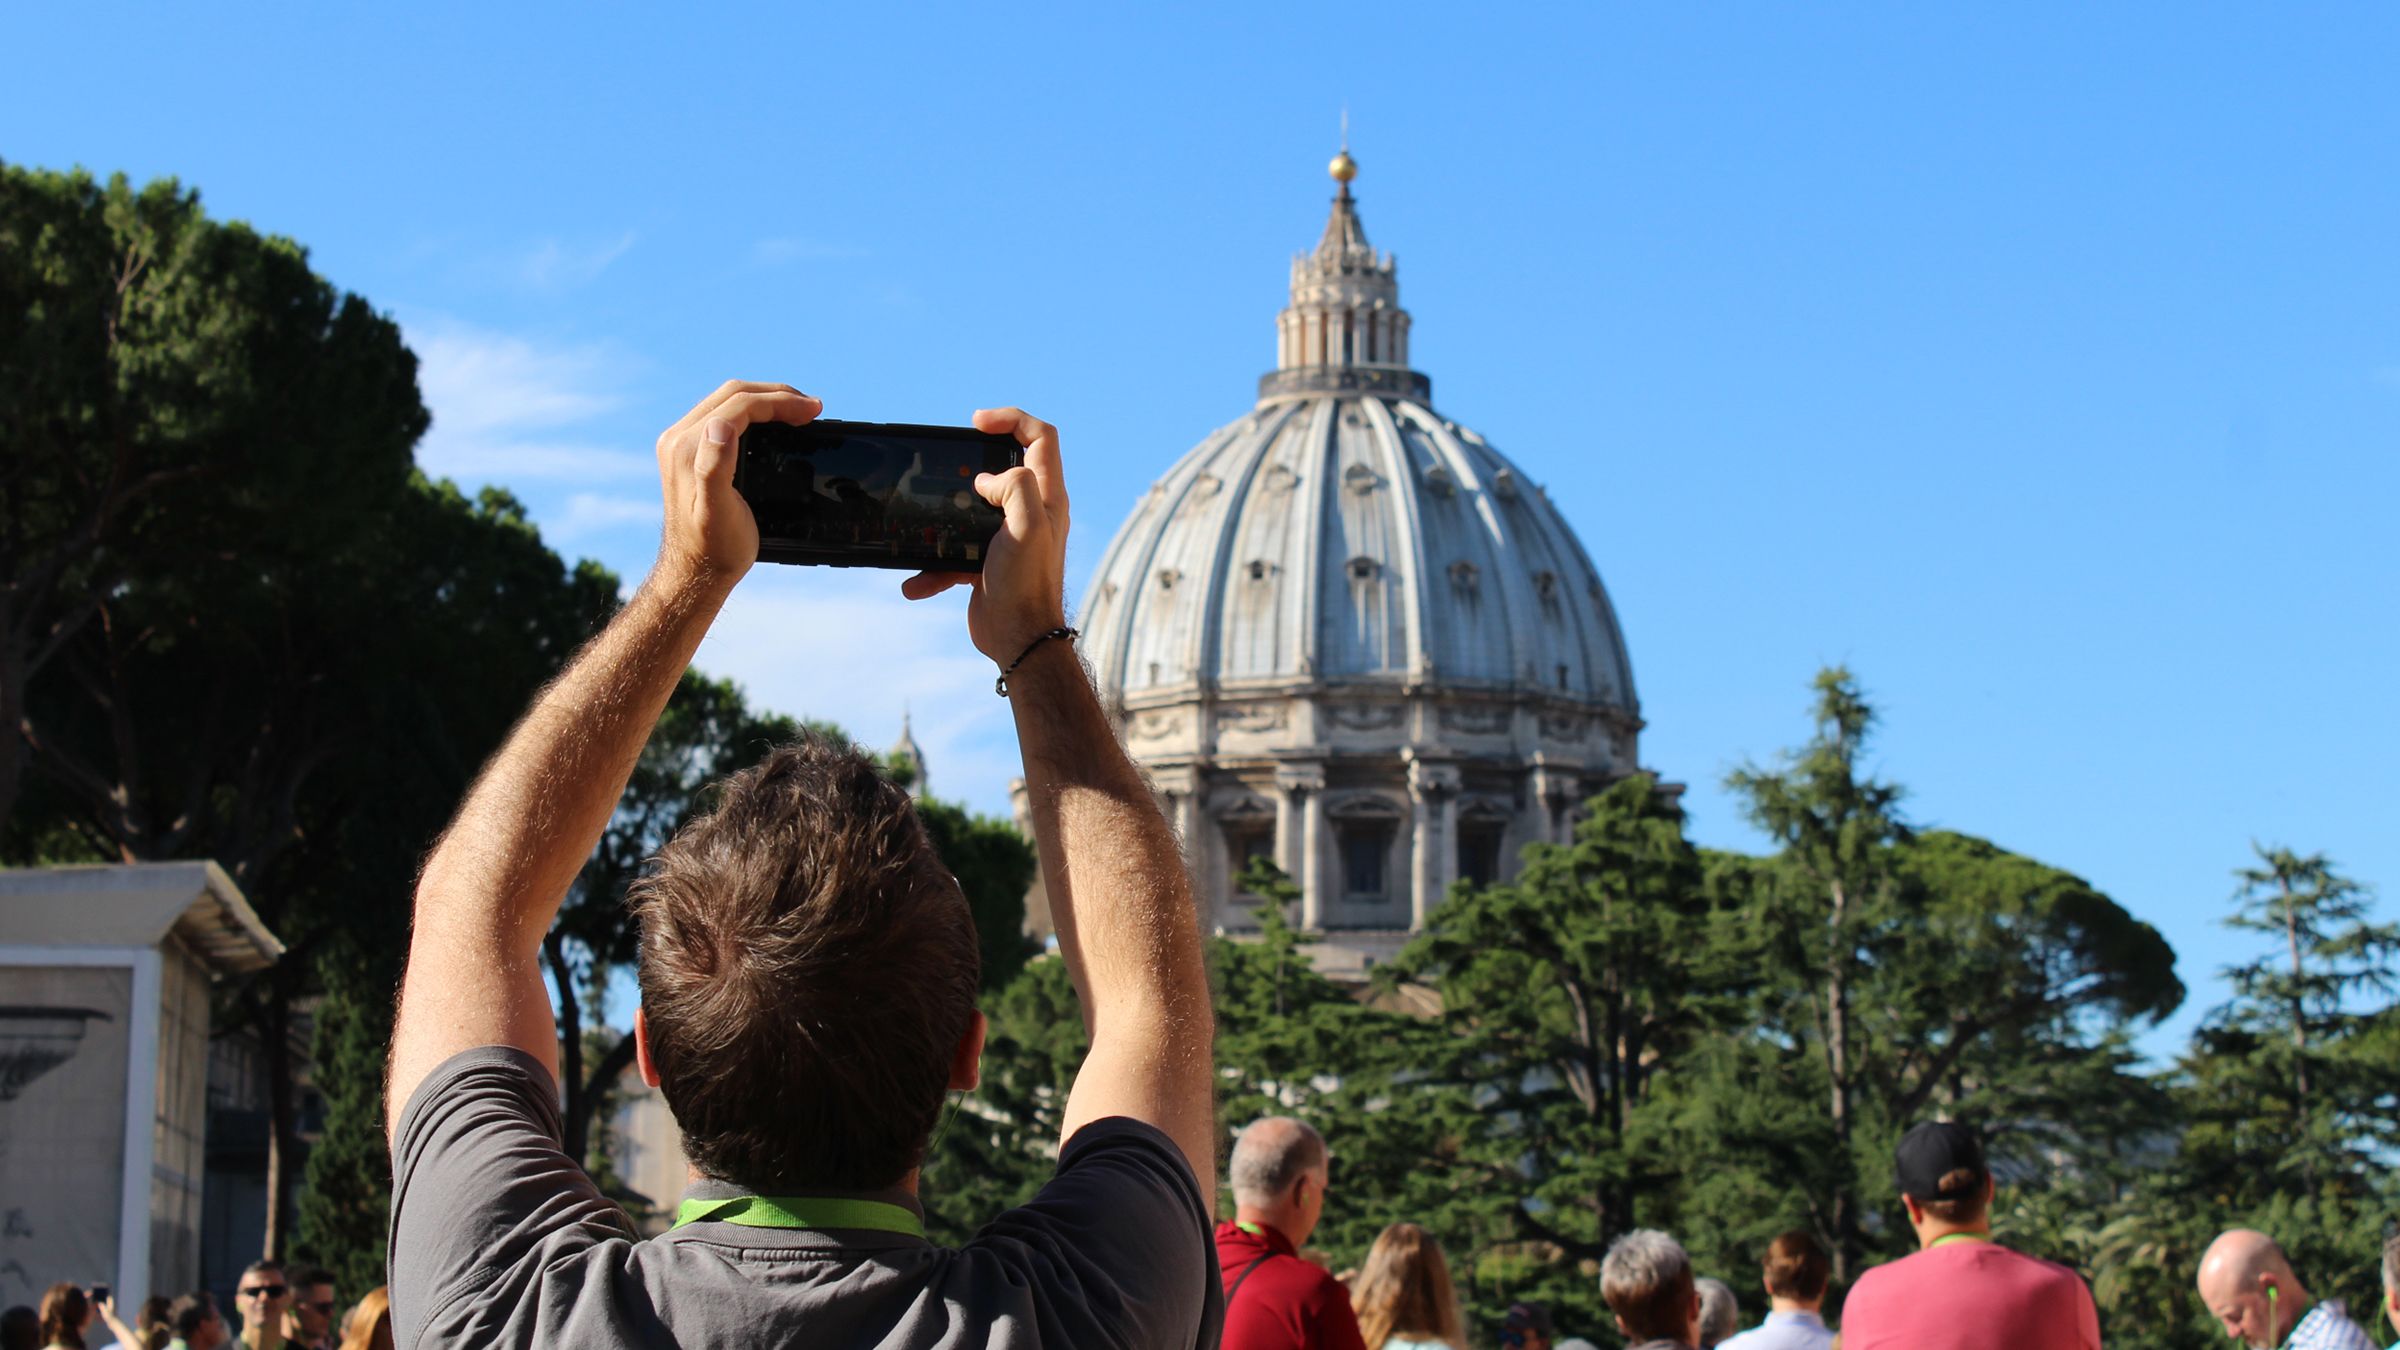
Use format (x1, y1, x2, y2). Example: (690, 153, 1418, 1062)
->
(416, 564, 729, 953)
(1012, 645, 1206, 1020)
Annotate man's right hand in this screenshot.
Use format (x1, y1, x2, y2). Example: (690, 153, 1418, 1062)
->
(651, 380, 821, 587)
(900, 407, 1070, 664)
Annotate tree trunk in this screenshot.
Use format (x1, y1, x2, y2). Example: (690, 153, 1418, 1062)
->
(0, 658, 24, 842)
(566, 1036, 640, 1171)
(261, 987, 295, 1260)
(2284, 877, 2309, 1110)
(546, 934, 587, 1163)
(1826, 877, 1857, 1284)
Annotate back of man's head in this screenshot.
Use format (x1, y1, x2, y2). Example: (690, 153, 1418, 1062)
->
(1896, 1121, 1991, 1225)
(170, 1293, 218, 1342)
(1694, 1277, 1738, 1348)
(630, 734, 979, 1189)
(1228, 1116, 1327, 1207)
(1603, 1229, 1697, 1344)
(1763, 1230, 1830, 1303)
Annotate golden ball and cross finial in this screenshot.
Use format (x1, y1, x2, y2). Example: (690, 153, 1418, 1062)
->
(1329, 149, 1358, 184)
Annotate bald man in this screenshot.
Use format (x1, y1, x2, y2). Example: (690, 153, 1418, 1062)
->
(1217, 1117, 1366, 1350)
(2195, 1229, 2375, 1350)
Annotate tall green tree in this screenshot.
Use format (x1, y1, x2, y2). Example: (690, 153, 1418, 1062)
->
(1378, 773, 1719, 1257)
(1724, 667, 1908, 1281)
(2179, 847, 2397, 1198)
(1723, 669, 2183, 1288)
(1, 163, 427, 838)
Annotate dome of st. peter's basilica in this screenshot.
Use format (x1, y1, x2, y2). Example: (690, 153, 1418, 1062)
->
(1069, 151, 1649, 974)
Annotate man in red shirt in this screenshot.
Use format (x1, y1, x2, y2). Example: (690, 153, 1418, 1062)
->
(1217, 1118, 1367, 1350)
(1841, 1122, 2101, 1350)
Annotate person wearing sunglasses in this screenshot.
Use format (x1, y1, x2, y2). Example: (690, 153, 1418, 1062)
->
(280, 1272, 334, 1350)
(232, 1264, 289, 1350)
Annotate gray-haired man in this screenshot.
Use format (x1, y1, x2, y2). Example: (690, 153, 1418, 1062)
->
(1217, 1117, 1365, 1350)
(1602, 1230, 1702, 1350)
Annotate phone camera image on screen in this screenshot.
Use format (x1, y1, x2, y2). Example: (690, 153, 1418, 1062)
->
(733, 420, 1023, 571)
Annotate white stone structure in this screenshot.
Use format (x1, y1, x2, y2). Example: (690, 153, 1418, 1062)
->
(1076, 150, 1645, 974)
(0, 862, 282, 1307)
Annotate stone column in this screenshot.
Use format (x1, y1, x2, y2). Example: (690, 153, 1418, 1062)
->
(1276, 765, 1327, 930)
(1273, 779, 1298, 878)
(1151, 767, 1206, 926)
(1407, 759, 1460, 929)
(1526, 765, 1557, 846)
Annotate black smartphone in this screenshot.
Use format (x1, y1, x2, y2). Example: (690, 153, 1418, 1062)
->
(734, 419, 1023, 571)
(89, 1286, 109, 1306)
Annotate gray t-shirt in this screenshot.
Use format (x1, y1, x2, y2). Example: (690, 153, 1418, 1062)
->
(389, 1045, 1223, 1349)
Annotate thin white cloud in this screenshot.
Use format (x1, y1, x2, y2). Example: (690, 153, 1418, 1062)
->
(698, 568, 1023, 817)
(406, 314, 652, 484)
(550, 492, 664, 543)
(753, 236, 870, 265)
(520, 232, 638, 290)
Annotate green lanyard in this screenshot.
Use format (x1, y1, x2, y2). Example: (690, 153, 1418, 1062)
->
(1929, 1233, 1991, 1249)
(672, 1194, 925, 1237)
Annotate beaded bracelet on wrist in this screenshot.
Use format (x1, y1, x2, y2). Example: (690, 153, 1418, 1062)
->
(996, 627, 1078, 696)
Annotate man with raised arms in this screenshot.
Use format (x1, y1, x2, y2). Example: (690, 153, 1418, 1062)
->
(382, 383, 1221, 1349)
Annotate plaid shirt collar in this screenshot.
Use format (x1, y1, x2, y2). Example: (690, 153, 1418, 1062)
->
(2284, 1299, 2377, 1350)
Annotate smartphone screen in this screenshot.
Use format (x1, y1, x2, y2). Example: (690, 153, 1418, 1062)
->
(734, 420, 1023, 571)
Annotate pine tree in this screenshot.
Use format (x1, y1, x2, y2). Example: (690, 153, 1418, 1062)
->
(291, 944, 399, 1297)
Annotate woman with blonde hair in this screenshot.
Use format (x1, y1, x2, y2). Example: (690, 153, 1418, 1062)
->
(1351, 1222, 1466, 1350)
(35, 1286, 90, 1350)
(334, 1289, 391, 1350)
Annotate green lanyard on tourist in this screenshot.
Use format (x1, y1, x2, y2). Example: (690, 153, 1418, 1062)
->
(672, 1194, 925, 1237)
(1236, 1220, 1269, 1238)
(1929, 1232, 1990, 1249)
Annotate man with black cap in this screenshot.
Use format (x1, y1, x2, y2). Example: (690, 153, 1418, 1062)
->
(1841, 1121, 2100, 1350)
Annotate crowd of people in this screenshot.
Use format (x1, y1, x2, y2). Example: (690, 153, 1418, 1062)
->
(2, 1264, 390, 1350)
(1213, 1114, 2400, 1350)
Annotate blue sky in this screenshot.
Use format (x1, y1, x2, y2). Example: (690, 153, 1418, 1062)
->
(8, 3, 2395, 1062)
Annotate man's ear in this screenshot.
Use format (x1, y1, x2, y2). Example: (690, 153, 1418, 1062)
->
(949, 1009, 987, 1092)
(1900, 1192, 1926, 1226)
(634, 1006, 663, 1089)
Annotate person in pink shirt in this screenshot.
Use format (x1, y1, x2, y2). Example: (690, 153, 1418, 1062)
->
(1839, 1122, 2101, 1350)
